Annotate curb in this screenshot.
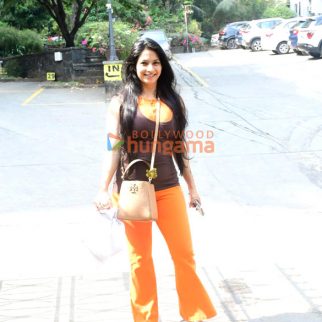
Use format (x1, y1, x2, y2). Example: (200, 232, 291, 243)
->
(172, 55, 208, 88)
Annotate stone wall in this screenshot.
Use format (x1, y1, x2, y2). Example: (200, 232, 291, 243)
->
(3, 47, 105, 83)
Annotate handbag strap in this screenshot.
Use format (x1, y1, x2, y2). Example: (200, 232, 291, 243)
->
(121, 98, 161, 182)
(149, 98, 160, 176)
(121, 159, 150, 179)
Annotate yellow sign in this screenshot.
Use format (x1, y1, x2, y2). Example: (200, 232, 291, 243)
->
(47, 72, 55, 81)
(104, 62, 123, 81)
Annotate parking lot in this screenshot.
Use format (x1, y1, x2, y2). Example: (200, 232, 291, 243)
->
(1, 49, 322, 321)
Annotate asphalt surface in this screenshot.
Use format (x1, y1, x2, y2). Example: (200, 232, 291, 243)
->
(0, 50, 322, 322)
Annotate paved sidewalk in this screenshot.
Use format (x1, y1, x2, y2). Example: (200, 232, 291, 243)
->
(1, 204, 322, 322)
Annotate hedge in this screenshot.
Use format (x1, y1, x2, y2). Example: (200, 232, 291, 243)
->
(76, 21, 139, 60)
(0, 25, 43, 57)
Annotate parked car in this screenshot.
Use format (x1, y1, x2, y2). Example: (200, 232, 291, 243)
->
(289, 18, 315, 55)
(140, 29, 172, 59)
(261, 18, 303, 54)
(297, 15, 322, 58)
(236, 18, 284, 51)
(218, 21, 249, 49)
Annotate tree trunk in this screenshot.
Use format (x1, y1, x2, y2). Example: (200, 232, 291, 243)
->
(35, 0, 95, 48)
(64, 34, 75, 47)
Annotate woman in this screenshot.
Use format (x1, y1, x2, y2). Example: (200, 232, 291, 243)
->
(95, 38, 216, 322)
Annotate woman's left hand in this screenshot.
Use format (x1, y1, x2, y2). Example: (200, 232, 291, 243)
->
(188, 189, 201, 208)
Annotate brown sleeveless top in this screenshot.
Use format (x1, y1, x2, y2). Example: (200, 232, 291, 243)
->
(114, 97, 180, 192)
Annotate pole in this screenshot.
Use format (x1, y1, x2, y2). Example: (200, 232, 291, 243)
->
(184, 5, 189, 53)
(106, 0, 118, 61)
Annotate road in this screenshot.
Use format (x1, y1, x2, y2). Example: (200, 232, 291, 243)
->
(0, 49, 322, 322)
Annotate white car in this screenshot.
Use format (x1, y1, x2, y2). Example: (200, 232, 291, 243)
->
(261, 18, 303, 54)
(297, 15, 322, 58)
(237, 18, 284, 51)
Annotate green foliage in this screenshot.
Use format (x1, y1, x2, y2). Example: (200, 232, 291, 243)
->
(145, 6, 184, 34)
(86, 0, 108, 22)
(0, 25, 43, 57)
(76, 21, 138, 60)
(0, 0, 51, 32)
(263, 5, 296, 19)
(1, 0, 292, 48)
(211, 0, 277, 32)
(86, 0, 146, 23)
(170, 32, 207, 50)
(113, 0, 146, 25)
(188, 19, 202, 36)
(113, 21, 139, 59)
(76, 21, 108, 53)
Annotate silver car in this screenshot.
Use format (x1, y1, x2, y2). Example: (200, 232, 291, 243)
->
(140, 30, 172, 59)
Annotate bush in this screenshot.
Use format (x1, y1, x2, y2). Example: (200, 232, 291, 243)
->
(169, 32, 207, 51)
(188, 20, 202, 36)
(263, 5, 296, 19)
(113, 21, 139, 59)
(76, 21, 139, 60)
(44, 36, 66, 48)
(0, 26, 43, 57)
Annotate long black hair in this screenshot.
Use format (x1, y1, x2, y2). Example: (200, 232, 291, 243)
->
(120, 37, 188, 175)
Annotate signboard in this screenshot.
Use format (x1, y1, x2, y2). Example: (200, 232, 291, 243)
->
(47, 72, 56, 81)
(104, 62, 123, 82)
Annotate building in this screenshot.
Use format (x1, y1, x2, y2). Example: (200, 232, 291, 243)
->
(289, 0, 322, 16)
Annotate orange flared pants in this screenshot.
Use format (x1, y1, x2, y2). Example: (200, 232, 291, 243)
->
(123, 185, 216, 322)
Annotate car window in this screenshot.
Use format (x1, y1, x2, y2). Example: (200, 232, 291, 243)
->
(301, 19, 315, 28)
(316, 17, 322, 26)
(259, 20, 280, 29)
(273, 20, 283, 28)
(284, 21, 299, 29)
(241, 23, 251, 31)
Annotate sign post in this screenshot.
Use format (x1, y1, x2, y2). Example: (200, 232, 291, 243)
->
(104, 0, 123, 99)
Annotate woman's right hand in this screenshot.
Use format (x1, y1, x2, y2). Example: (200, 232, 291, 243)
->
(94, 189, 113, 211)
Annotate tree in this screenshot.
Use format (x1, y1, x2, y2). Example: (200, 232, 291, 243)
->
(0, 0, 51, 32)
(3, 0, 99, 47)
(263, 4, 296, 19)
(211, 0, 275, 31)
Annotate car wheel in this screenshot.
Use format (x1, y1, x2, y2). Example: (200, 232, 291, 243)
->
(276, 41, 289, 54)
(227, 38, 237, 49)
(250, 38, 261, 51)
